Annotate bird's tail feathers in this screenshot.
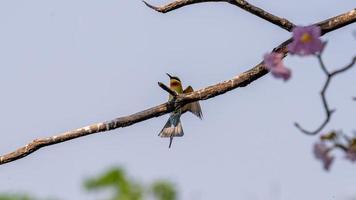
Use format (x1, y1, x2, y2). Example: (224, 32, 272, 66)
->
(159, 114, 184, 148)
(158, 116, 184, 138)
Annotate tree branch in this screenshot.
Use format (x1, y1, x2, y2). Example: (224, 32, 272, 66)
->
(295, 55, 356, 135)
(143, 0, 295, 32)
(0, 9, 355, 165)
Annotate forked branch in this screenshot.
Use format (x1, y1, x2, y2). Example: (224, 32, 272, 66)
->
(295, 55, 356, 135)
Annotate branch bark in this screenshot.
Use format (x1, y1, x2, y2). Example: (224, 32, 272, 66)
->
(143, 0, 295, 31)
(0, 8, 355, 165)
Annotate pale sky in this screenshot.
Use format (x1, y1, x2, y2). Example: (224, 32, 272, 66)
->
(0, 0, 355, 200)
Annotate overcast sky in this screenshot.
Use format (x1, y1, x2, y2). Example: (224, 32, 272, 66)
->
(0, 0, 355, 200)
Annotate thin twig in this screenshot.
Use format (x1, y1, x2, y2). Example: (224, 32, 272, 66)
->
(317, 53, 329, 76)
(295, 56, 356, 135)
(0, 9, 355, 165)
(333, 143, 348, 152)
(143, 0, 295, 32)
(331, 56, 356, 75)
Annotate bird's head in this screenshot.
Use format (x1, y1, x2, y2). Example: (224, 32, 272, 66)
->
(166, 73, 182, 91)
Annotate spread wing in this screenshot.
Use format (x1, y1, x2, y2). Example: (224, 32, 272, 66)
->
(182, 86, 203, 119)
(159, 113, 184, 137)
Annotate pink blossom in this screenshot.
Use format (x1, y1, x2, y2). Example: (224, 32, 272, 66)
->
(345, 150, 356, 162)
(313, 142, 334, 171)
(263, 52, 291, 81)
(345, 145, 356, 162)
(288, 25, 324, 56)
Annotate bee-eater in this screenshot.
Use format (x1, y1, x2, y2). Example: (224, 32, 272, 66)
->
(159, 73, 203, 148)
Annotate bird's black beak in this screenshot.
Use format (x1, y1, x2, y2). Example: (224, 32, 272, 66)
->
(166, 73, 173, 79)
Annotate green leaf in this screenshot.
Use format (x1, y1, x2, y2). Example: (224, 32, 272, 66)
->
(151, 181, 177, 200)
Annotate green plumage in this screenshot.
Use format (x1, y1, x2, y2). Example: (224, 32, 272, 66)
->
(159, 73, 203, 148)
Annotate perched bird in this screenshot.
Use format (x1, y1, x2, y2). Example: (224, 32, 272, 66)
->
(159, 73, 203, 148)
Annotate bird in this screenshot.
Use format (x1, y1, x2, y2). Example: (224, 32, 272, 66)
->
(159, 73, 203, 148)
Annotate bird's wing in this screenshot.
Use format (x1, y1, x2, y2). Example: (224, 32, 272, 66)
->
(182, 86, 203, 119)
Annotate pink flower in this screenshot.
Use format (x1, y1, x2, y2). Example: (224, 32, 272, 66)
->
(345, 150, 356, 162)
(288, 25, 324, 56)
(345, 144, 356, 162)
(313, 142, 334, 171)
(263, 52, 291, 81)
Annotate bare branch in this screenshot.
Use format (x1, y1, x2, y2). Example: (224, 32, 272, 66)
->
(295, 55, 356, 135)
(143, 0, 224, 13)
(228, 0, 295, 31)
(331, 56, 356, 75)
(0, 9, 355, 165)
(334, 143, 348, 152)
(317, 52, 329, 76)
(143, 0, 295, 31)
(318, 9, 356, 35)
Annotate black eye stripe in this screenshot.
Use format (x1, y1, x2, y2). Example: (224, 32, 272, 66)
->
(171, 77, 181, 82)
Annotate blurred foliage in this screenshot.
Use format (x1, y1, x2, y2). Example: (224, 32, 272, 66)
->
(85, 167, 177, 200)
(85, 167, 143, 200)
(0, 194, 34, 200)
(0, 167, 177, 200)
(0, 194, 58, 200)
(151, 181, 176, 200)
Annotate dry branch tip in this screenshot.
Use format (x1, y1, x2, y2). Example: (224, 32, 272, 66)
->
(158, 82, 178, 97)
(142, 1, 161, 12)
